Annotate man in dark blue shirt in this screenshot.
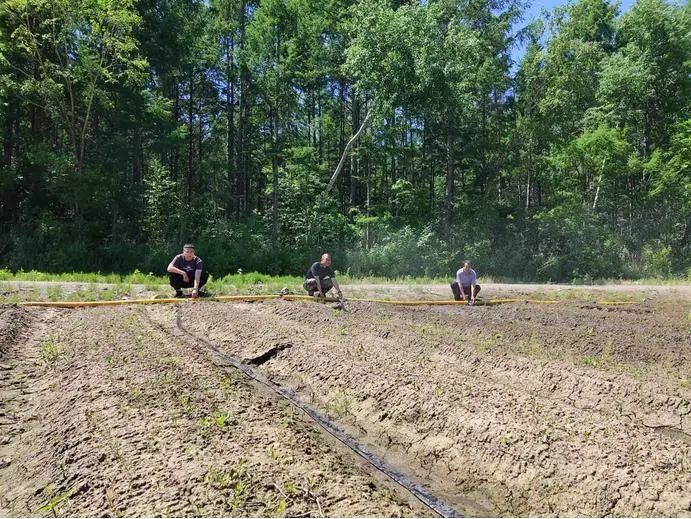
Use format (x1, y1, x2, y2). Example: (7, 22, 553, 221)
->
(304, 253, 343, 299)
(167, 244, 209, 298)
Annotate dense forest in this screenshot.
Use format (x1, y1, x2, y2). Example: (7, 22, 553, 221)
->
(0, 0, 689, 280)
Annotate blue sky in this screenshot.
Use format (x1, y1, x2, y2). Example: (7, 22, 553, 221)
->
(520, 0, 637, 25)
(511, 0, 638, 66)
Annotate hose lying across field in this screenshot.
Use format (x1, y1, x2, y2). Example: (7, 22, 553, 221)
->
(18, 293, 640, 308)
(168, 304, 464, 518)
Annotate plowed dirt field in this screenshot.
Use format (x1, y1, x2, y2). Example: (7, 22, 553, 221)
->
(1, 291, 689, 516)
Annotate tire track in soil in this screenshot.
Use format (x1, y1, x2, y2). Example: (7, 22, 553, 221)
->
(0, 305, 65, 512)
(0, 305, 38, 361)
(0, 304, 432, 517)
(178, 299, 691, 517)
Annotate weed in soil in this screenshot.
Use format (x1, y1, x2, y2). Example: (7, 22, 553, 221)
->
(35, 485, 77, 517)
(40, 336, 62, 364)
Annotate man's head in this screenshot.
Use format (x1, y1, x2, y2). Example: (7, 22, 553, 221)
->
(182, 244, 196, 260)
(462, 260, 472, 271)
(320, 252, 332, 267)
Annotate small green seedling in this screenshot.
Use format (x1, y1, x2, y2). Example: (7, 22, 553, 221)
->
(274, 499, 287, 517)
(41, 338, 62, 364)
(36, 485, 76, 517)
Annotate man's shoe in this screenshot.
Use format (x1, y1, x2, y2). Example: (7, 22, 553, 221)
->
(174, 290, 184, 298)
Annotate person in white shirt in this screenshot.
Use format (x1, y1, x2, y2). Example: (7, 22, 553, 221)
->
(450, 260, 480, 304)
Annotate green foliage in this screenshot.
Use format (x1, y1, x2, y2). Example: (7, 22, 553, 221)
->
(642, 240, 672, 277)
(144, 157, 180, 245)
(41, 337, 62, 364)
(532, 203, 626, 281)
(0, 0, 688, 281)
(346, 225, 455, 277)
(199, 410, 234, 430)
(35, 485, 77, 517)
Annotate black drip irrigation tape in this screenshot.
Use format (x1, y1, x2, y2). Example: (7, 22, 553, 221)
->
(174, 304, 463, 518)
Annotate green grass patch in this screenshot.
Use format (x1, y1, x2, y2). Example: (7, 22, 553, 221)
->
(0, 268, 458, 287)
(579, 340, 615, 369)
(199, 410, 235, 430)
(41, 337, 62, 364)
(0, 267, 687, 287)
(46, 285, 63, 301)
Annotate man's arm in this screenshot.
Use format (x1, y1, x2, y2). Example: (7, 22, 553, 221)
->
(332, 278, 343, 298)
(167, 258, 189, 282)
(191, 269, 202, 296)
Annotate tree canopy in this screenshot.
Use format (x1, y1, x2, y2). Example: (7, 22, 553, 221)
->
(1, 0, 689, 280)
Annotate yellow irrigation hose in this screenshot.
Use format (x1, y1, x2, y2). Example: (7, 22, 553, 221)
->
(17, 294, 640, 308)
(18, 298, 185, 308)
(214, 294, 282, 302)
(18, 294, 280, 308)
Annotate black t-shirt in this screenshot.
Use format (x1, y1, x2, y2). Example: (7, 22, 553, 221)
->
(306, 261, 335, 281)
(173, 254, 203, 276)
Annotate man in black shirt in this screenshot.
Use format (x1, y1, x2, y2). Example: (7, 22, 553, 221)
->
(167, 244, 209, 298)
(304, 253, 343, 299)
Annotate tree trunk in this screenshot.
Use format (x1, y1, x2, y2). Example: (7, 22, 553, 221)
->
(338, 79, 346, 203)
(3, 119, 13, 168)
(198, 111, 203, 192)
(323, 110, 373, 197)
(445, 113, 455, 234)
(318, 92, 323, 163)
(187, 74, 194, 204)
(173, 82, 180, 182)
(237, 0, 248, 216)
(226, 37, 235, 214)
(592, 157, 607, 211)
(271, 109, 279, 246)
(350, 93, 360, 205)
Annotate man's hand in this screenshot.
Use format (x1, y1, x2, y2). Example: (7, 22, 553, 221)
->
(182, 272, 190, 283)
(191, 288, 199, 298)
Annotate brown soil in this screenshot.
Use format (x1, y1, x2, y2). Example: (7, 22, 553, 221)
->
(175, 298, 691, 517)
(0, 306, 34, 360)
(2, 294, 689, 517)
(0, 304, 430, 517)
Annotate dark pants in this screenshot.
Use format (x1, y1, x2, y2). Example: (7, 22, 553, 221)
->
(450, 281, 480, 301)
(169, 271, 209, 291)
(303, 277, 334, 296)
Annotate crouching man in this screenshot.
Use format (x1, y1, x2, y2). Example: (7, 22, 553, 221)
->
(304, 253, 343, 299)
(451, 260, 481, 304)
(167, 244, 209, 298)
